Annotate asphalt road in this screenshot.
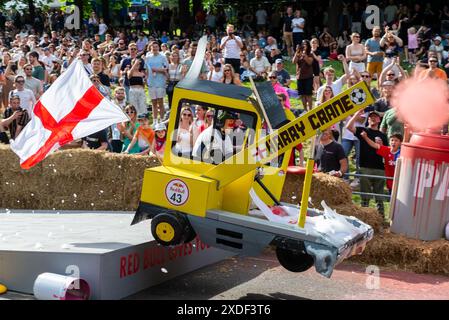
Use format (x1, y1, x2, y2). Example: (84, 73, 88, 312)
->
(2, 248, 448, 300)
(125, 248, 449, 300)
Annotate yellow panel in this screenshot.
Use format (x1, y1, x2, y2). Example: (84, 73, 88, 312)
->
(252, 109, 296, 205)
(222, 171, 256, 215)
(140, 166, 222, 218)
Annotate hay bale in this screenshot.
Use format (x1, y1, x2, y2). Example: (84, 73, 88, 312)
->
(352, 232, 449, 274)
(282, 172, 352, 207)
(0, 145, 158, 211)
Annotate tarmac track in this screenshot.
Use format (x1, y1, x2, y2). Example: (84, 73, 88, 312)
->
(2, 248, 449, 300)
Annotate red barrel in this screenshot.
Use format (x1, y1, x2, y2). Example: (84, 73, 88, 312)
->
(391, 132, 449, 241)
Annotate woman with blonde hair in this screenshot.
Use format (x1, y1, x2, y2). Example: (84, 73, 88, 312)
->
(317, 85, 334, 106)
(221, 64, 242, 85)
(174, 106, 194, 157)
(119, 105, 141, 154)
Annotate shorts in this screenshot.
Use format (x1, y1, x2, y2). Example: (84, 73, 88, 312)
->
(297, 77, 314, 96)
(149, 87, 166, 100)
(283, 32, 293, 47)
(367, 62, 383, 77)
(349, 61, 366, 73)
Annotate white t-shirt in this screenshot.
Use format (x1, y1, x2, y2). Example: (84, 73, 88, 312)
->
(250, 56, 271, 74)
(9, 89, 36, 112)
(208, 69, 223, 82)
(292, 17, 305, 33)
(42, 54, 56, 72)
(99, 23, 108, 35)
(317, 76, 345, 100)
(255, 9, 267, 25)
(221, 35, 242, 59)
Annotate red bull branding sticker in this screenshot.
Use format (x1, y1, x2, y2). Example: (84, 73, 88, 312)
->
(165, 179, 189, 206)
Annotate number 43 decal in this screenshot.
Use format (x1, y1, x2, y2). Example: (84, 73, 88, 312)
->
(170, 193, 182, 204)
(165, 179, 189, 206)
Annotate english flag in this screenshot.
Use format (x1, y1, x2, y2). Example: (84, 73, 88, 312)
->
(10, 59, 129, 169)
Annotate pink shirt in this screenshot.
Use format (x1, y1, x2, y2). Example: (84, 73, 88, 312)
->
(272, 82, 291, 109)
(408, 33, 418, 50)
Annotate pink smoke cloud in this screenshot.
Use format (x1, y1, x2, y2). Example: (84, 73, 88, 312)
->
(391, 77, 449, 132)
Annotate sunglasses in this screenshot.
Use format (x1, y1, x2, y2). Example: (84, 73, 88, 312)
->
(353, 36, 360, 38)
(361, 75, 370, 78)
(130, 48, 137, 51)
(207, 115, 214, 118)
(387, 73, 395, 76)
(224, 69, 231, 72)
(126, 111, 135, 114)
(429, 60, 438, 63)
(15, 80, 25, 83)
(24, 68, 32, 71)
(182, 113, 192, 117)
(269, 76, 277, 79)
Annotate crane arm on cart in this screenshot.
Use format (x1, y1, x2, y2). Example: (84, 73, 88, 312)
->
(202, 81, 375, 189)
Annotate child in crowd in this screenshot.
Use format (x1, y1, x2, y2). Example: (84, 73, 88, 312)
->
(153, 122, 167, 159)
(407, 27, 418, 65)
(124, 113, 155, 155)
(360, 131, 403, 194)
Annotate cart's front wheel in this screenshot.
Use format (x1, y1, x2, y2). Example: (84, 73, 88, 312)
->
(151, 213, 185, 246)
(275, 246, 314, 273)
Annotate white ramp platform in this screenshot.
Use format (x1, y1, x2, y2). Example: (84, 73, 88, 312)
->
(0, 210, 232, 299)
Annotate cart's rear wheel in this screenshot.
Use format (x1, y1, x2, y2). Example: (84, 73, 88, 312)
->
(151, 213, 185, 246)
(275, 246, 314, 273)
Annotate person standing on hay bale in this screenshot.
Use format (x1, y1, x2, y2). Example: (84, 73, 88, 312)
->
(346, 109, 388, 218)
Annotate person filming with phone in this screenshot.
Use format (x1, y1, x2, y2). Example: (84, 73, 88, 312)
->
(220, 24, 244, 75)
(1, 95, 30, 142)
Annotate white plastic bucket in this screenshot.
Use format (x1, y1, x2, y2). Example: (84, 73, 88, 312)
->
(33, 273, 90, 300)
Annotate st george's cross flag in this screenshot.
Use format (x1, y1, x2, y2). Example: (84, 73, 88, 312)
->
(10, 59, 129, 169)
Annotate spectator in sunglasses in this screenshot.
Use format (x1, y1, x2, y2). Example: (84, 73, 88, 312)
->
(8, 75, 35, 112)
(420, 57, 448, 81)
(268, 71, 290, 109)
(119, 105, 141, 154)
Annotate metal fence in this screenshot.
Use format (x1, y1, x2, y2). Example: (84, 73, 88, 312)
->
(344, 172, 392, 200)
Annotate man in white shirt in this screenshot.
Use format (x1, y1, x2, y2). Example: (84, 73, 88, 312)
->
(255, 5, 267, 31)
(9, 75, 36, 113)
(208, 62, 223, 82)
(264, 36, 278, 55)
(220, 24, 244, 75)
(250, 49, 271, 78)
(292, 9, 305, 51)
(316, 55, 350, 99)
(41, 47, 56, 73)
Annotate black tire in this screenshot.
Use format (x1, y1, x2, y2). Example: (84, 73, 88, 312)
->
(151, 213, 185, 246)
(275, 246, 314, 273)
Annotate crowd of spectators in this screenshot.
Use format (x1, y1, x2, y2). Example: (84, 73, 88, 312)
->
(1, 1, 449, 218)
